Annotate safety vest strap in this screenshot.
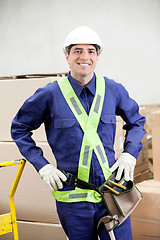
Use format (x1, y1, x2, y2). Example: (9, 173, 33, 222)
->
(53, 76, 112, 203)
(52, 188, 102, 203)
(78, 131, 111, 182)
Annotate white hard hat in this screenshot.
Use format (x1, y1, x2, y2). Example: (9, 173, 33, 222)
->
(63, 26, 103, 54)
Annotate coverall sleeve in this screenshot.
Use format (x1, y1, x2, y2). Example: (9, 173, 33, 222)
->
(11, 86, 51, 171)
(115, 83, 146, 159)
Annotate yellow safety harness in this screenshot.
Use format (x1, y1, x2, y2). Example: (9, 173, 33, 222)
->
(52, 76, 112, 202)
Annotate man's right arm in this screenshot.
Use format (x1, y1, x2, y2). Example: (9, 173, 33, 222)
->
(11, 85, 67, 190)
(11, 87, 51, 171)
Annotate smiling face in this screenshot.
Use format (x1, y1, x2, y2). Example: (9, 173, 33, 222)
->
(65, 44, 99, 86)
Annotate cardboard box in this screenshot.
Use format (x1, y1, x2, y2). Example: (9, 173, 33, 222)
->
(131, 218, 160, 240)
(139, 106, 147, 143)
(0, 77, 59, 142)
(0, 221, 67, 240)
(134, 142, 149, 176)
(0, 72, 68, 80)
(131, 180, 160, 221)
(0, 142, 59, 224)
(144, 104, 160, 136)
(131, 180, 160, 239)
(134, 169, 150, 184)
(151, 111, 160, 180)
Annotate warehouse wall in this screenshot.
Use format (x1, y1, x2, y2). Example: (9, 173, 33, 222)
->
(0, 0, 160, 105)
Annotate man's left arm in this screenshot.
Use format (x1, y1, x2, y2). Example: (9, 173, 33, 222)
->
(110, 83, 146, 181)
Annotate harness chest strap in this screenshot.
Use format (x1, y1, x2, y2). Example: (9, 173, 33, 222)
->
(52, 76, 112, 202)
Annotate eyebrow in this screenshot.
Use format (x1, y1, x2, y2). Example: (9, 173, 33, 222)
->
(73, 47, 96, 51)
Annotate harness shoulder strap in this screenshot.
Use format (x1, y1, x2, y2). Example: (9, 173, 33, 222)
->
(52, 76, 112, 203)
(58, 76, 111, 181)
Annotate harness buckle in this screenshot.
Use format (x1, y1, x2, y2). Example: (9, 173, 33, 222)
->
(61, 170, 77, 187)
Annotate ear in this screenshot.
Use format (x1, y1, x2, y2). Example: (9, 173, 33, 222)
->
(65, 52, 69, 63)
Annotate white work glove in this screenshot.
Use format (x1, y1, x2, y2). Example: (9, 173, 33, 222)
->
(110, 152, 136, 181)
(39, 164, 67, 191)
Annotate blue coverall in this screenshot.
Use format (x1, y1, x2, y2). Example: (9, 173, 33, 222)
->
(11, 73, 146, 240)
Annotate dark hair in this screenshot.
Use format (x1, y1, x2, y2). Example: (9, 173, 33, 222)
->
(66, 44, 100, 55)
(92, 44, 101, 55)
(66, 44, 76, 54)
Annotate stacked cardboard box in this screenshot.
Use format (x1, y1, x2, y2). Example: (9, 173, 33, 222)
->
(131, 108, 160, 239)
(133, 105, 160, 183)
(0, 75, 62, 142)
(151, 110, 160, 181)
(144, 104, 160, 137)
(0, 75, 67, 240)
(144, 105, 160, 178)
(131, 180, 160, 239)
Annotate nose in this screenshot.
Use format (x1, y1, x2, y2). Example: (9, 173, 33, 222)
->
(80, 50, 89, 60)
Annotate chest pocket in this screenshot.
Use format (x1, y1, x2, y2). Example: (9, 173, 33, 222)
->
(99, 115, 117, 146)
(54, 118, 76, 129)
(53, 118, 77, 149)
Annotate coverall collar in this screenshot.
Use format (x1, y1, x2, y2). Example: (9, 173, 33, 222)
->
(68, 72, 96, 97)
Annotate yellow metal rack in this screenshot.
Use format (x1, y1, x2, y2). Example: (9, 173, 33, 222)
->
(0, 159, 26, 239)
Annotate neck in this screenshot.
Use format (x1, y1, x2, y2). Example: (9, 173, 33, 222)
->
(70, 72, 94, 87)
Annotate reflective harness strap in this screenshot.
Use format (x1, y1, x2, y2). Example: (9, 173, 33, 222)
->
(52, 76, 112, 202)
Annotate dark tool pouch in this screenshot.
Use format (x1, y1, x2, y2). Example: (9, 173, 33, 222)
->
(97, 171, 142, 231)
(59, 168, 142, 232)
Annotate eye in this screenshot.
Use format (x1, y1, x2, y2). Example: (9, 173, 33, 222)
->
(73, 49, 82, 54)
(75, 50, 81, 54)
(88, 49, 96, 55)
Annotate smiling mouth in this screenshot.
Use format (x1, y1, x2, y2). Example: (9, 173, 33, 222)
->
(77, 63, 91, 66)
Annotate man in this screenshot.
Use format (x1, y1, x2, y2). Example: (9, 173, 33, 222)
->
(11, 26, 146, 240)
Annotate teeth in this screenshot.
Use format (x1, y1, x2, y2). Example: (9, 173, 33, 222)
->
(79, 63, 89, 66)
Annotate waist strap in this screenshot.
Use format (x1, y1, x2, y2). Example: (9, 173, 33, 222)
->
(59, 168, 99, 192)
